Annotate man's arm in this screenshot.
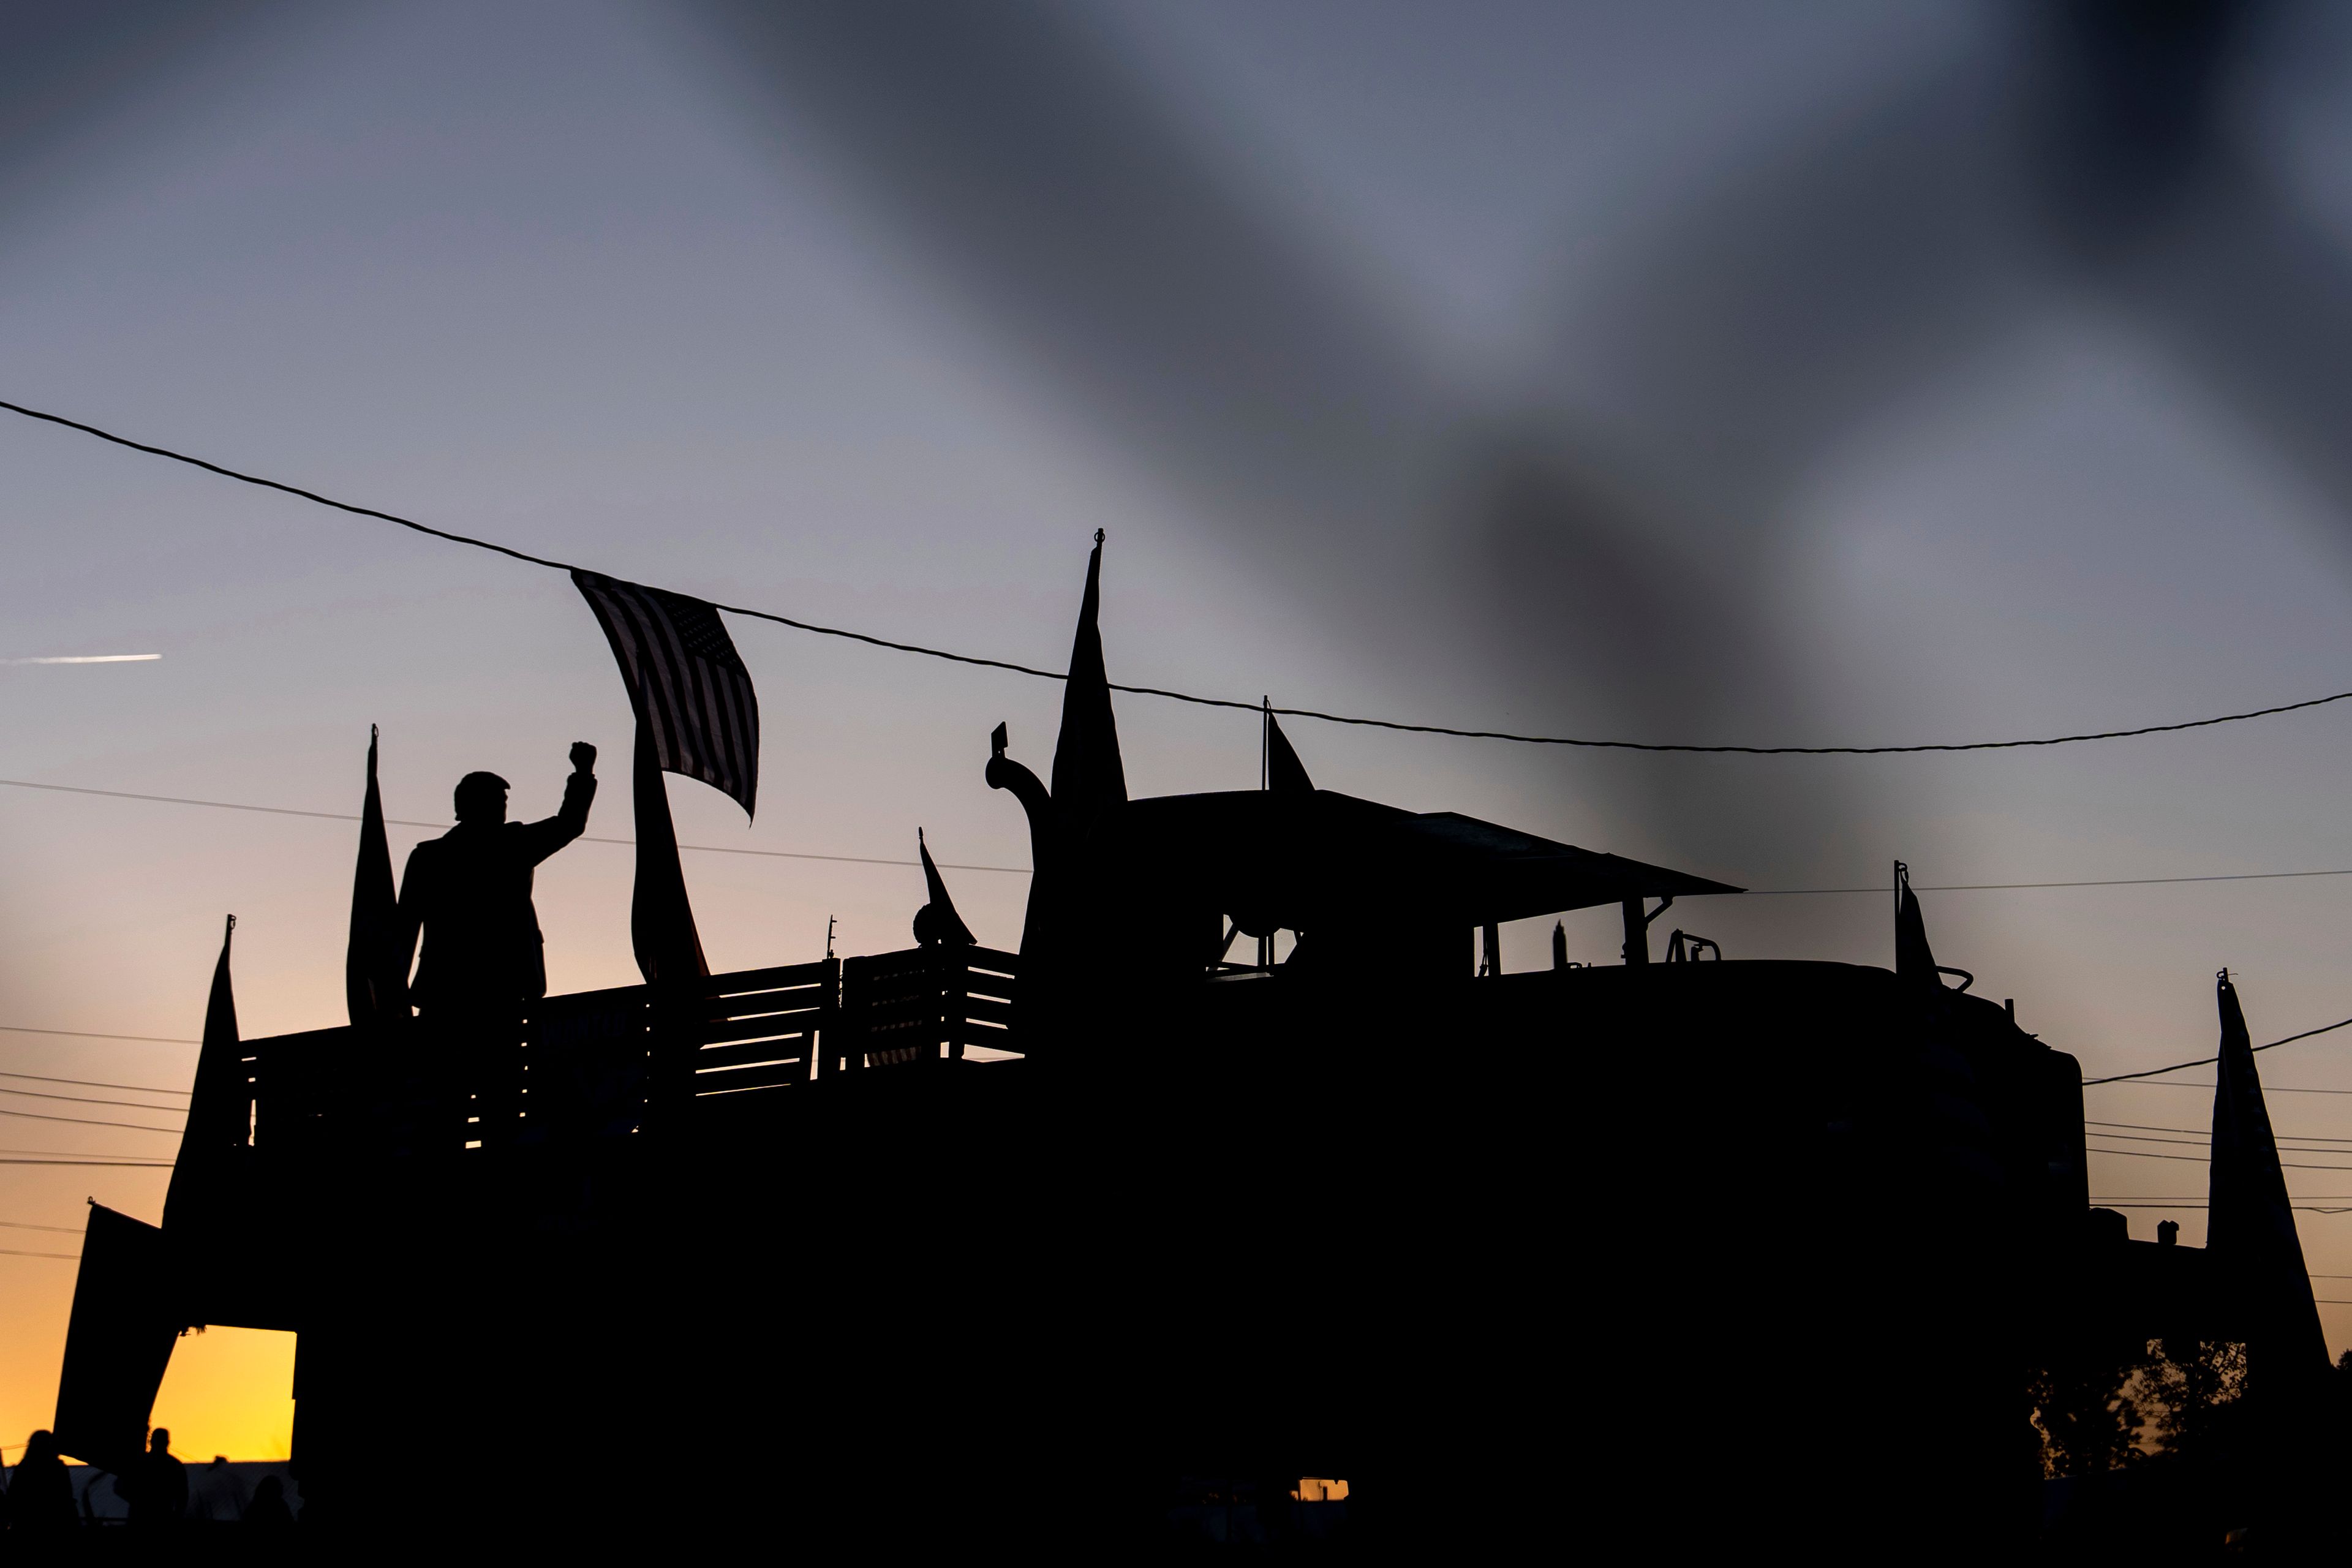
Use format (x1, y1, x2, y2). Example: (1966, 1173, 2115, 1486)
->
(517, 742, 598, 865)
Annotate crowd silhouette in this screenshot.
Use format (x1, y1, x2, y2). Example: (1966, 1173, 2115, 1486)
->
(0, 1427, 299, 1527)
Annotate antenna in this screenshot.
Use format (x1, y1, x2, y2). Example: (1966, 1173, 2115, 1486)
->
(824, 914, 837, 961)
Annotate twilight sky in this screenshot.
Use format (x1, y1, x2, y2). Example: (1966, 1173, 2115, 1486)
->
(12, 0, 2352, 1454)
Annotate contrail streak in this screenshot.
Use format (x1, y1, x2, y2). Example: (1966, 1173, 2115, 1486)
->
(2, 654, 161, 665)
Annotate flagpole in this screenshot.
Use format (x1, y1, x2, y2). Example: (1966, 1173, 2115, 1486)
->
(1259, 696, 1273, 971)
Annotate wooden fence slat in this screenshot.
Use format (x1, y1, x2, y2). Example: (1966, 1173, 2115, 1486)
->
(695, 1012, 826, 1047)
(692, 1041, 815, 1073)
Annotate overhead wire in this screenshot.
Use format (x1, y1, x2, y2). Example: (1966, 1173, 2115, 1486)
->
(2086, 1143, 2352, 1170)
(0, 1023, 199, 1046)
(0, 1086, 194, 1112)
(0, 1105, 183, 1134)
(2088, 1118, 2352, 1142)
(12, 395, 2352, 758)
(2080, 1016, 2352, 1086)
(0, 1159, 171, 1167)
(26, 774, 2352, 896)
(0, 777, 1031, 875)
(0, 1069, 188, 1095)
(2092, 1080, 2352, 1095)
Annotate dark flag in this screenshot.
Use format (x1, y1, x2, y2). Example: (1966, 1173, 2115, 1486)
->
(1264, 706, 1313, 796)
(165, 916, 247, 1233)
(575, 571, 756, 985)
(345, 725, 407, 1027)
(1049, 531, 1126, 843)
(1894, 861, 1939, 997)
(629, 718, 709, 986)
(572, 570, 761, 818)
(53, 1204, 179, 1471)
(2208, 971, 2329, 1380)
(913, 827, 976, 948)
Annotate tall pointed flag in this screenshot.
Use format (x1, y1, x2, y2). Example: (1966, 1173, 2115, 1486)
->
(572, 571, 760, 818)
(1894, 861, 1939, 997)
(575, 571, 756, 985)
(628, 716, 709, 985)
(1049, 531, 1126, 845)
(346, 725, 407, 1027)
(1264, 706, 1313, 796)
(2208, 971, 2329, 1381)
(913, 827, 976, 948)
(53, 1204, 178, 1471)
(165, 916, 247, 1233)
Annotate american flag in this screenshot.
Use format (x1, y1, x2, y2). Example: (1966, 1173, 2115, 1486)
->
(573, 570, 761, 818)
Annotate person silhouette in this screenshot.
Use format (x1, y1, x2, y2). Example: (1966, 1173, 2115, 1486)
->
(398, 744, 597, 1145)
(243, 1474, 293, 1525)
(190, 1453, 249, 1521)
(122, 1427, 187, 1525)
(7, 1430, 76, 1529)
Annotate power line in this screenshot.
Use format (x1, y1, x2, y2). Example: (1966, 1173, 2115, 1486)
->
(0, 1146, 171, 1160)
(0, 1023, 199, 1046)
(27, 772, 2352, 897)
(0, 1248, 78, 1261)
(2091, 1080, 2352, 1095)
(2087, 1143, 2352, 1170)
(1751, 868, 2352, 895)
(2089, 1118, 2352, 1142)
(0, 1159, 170, 1167)
(0, 777, 1031, 875)
(0, 1105, 182, 1134)
(2080, 1016, 2352, 1086)
(12, 395, 2352, 758)
(0, 1219, 84, 1234)
(2082, 1130, 2352, 1155)
(0, 1086, 193, 1113)
(2088, 1213, 2352, 1222)
(0, 1069, 189, 1096)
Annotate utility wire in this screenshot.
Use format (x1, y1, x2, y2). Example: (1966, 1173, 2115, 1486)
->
(2087, 1143, 2352, 1170)
(11, 396, 2352, 758)
(2092, 1080, 2352, 1095)
(0, 1159, 170, 1167)
(0, 778, 1030, 875)
(0, 1069, 188, 1096)
(2088, 1118, 2352, 1142)
(0, 1086, 192, 1113)
(2080, 1016, 2352, 1086)
(28, 774, 2352, 896)
(0, 1023, 199, 1046)
(0, 1248, 78, 1260)
(0, 1105, 182, 1134)
(0, 1219, 84, 1234)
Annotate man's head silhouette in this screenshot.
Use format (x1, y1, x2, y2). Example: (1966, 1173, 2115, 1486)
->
(149, 1427, 170, 1455)
(453, 771, 510, 825)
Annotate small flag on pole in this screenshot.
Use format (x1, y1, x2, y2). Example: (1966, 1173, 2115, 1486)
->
(1048, 532, 1125, 843)
(346, 725, 407, 1028)
(2209, 971, 2330, 1380)
(1264, 704, 1313, 796)
(166, 915, 246, 1232)
(913, 828, 976, 948)
(572, 571, 761, 818)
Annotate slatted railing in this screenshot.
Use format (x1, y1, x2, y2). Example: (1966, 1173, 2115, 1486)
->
(236, 946, 1020, 1156)
(834, 946, 1019, 1070)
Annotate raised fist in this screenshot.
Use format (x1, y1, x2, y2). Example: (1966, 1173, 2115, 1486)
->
(570, 741, 598, 774)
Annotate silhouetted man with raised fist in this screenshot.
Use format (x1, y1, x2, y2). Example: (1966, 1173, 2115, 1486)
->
(398, 742, 597, 1145)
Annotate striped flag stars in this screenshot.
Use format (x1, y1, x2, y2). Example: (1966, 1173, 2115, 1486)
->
(573, 571, 761, 818)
